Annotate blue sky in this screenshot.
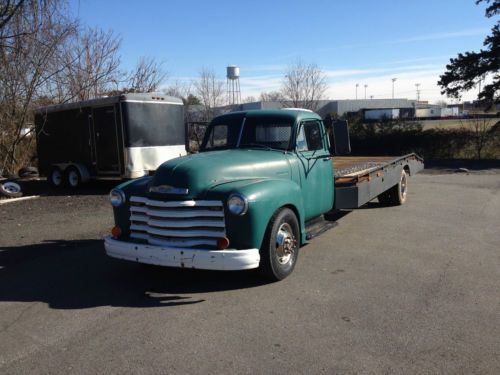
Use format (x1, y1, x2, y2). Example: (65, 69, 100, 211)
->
(70, 0, 496, 103)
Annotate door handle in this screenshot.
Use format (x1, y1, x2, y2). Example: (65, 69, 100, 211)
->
(322, 156, 331, 161)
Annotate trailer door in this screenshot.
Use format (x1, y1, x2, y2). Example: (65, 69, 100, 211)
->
(92, 106, 120, 174)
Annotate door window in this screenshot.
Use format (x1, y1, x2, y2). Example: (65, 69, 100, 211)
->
(297, 121, 323, 151)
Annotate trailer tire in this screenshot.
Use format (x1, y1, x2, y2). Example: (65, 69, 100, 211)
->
(65, 166, 82, 188)
(259, 207, 300, 281)
(378, 169, 408, 206)
(0, 181, 23, 198)
(48, 166, 64, 188)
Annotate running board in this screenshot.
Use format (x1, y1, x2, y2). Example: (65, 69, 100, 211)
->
(305, 215, 338, 241)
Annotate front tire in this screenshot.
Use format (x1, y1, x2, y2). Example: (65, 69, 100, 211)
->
(260, 208, 300, 281)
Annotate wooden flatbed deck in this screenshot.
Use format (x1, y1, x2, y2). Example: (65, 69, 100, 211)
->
(332, 154, 424, 209)
(333, 156, 396, 178)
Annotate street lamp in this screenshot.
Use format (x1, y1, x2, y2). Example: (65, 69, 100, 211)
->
(355, 83, 359, 100)
(364, 84, 368, 100)
(392, 78, 397, 99)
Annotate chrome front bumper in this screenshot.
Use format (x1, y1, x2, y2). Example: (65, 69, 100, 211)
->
(104, 235, 260, 271)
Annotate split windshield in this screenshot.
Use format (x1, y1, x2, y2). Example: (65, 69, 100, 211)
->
(201, 116, 293, 151)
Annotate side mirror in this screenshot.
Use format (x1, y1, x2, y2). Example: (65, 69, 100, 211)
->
(329, 120, 351, 155)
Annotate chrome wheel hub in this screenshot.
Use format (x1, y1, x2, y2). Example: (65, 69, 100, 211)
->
(276, 223, 296, 265)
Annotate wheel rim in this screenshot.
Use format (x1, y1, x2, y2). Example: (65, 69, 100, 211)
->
(275, 222, 296, 265)
(3, 182, 21, 193)
(51, 170, 62, 186)
(400, 172, 407, 199)
(68, 170, 79, 187)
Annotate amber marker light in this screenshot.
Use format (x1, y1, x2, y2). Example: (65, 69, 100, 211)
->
(111, 226, 122, 238)
(217, 237, 230, 250)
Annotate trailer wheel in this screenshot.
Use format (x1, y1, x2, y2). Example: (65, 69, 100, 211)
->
(0, 181, 23, 198)
(65, 167, 82, 188)
(378, 169, 408, 206)
(259, 207, 300, 281)
(48, 166, 64, 188)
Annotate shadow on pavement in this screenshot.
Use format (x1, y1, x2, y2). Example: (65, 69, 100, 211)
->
(0, 239, 267, 310)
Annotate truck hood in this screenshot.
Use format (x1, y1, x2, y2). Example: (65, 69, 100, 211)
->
(150, 149, 291, 198)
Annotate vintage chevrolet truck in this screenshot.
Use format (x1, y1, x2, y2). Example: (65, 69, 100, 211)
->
(104, 109, 423, 280)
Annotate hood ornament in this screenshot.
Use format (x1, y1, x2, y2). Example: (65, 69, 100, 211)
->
(149, 185, 189, 195)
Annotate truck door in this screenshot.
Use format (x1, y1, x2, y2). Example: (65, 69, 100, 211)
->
(92, 106, 120, 174)
(296, 120, 334, 219)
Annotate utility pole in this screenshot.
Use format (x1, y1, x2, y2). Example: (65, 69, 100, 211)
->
(355, 83, 359, 100)
(364, 84, 368, 100)
(391, 78, 397, 99)
(415, 83, 421, 101)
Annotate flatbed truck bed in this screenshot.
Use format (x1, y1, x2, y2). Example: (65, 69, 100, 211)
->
(332, 154, 424, 209)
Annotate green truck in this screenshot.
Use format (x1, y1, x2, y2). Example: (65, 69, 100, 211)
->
(104, 109, 423, 281)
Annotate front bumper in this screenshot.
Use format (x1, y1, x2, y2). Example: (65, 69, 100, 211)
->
(104, 235, 260, 271)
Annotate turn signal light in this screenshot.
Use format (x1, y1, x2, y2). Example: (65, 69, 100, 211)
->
(111, 226, 122, 238)
(217, 237, 230, 250)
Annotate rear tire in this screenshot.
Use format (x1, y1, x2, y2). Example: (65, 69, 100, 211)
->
(48, 166, 64, 188)
(259, 208, 300, 281)
(378, 169, 408, 206)
(65, 167, 82, 188)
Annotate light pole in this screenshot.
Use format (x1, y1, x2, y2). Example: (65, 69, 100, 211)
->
(355, 83, 359, 100)
(415, 83, 421, 101)
(391, 78, 397, 99)
(364, 84, 368, 100)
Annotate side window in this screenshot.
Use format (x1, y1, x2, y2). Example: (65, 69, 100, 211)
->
(297, 121, 323, 151)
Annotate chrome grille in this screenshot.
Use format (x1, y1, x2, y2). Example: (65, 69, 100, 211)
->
(129, 196, 226, 248)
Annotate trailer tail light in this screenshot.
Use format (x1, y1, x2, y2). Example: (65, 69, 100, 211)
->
(217, 237, 230, 250)
(111, 226, 122, 238)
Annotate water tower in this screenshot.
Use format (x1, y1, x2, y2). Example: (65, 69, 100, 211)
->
(226, 65, 241, 105)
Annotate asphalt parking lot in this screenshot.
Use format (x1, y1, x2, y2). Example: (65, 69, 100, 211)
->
(1, 170, 499, 374)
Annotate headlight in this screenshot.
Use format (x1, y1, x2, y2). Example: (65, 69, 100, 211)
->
(110, 189, 126, 207)
(227, 193, 248, 216)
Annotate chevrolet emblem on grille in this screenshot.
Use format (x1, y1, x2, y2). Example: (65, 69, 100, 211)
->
(149, 185, 189, 195)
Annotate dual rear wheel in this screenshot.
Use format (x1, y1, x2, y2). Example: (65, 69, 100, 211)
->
(48, 166, 82, 188)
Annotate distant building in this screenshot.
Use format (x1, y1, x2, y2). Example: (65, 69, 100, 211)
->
(232, 98, 418, 118)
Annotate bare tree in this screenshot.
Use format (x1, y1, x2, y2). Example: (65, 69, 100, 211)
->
(54, 27, 122, 102)
(461, 116, 495, 159)
(127, 56, 167, 93)
(194, 68, 224, 121)
(0, 0, 77, 175)
(281, 60, 327, 111)
(260, 91, 284, 102)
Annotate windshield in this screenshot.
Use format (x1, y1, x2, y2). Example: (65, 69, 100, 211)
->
(201, 116, 293, 151)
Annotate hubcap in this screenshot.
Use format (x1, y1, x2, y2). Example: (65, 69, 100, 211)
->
(400, 173, 407, 198)
(52, 170, 62, 186)
(275, 223, 296, 265)
(68, 170, 79, 187)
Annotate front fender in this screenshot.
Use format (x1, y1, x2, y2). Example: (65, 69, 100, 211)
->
(206, 179, 306, 250)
